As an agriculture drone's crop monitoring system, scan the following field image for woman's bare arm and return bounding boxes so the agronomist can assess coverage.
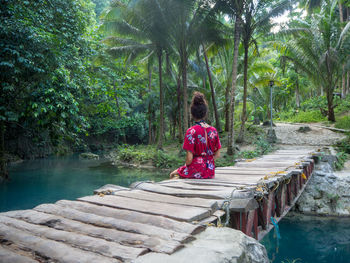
[213,149,220,160]
[185,151,193,165]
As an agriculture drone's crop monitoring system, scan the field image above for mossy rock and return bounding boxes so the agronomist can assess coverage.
[297,126,312,133]
[79,152,99,160]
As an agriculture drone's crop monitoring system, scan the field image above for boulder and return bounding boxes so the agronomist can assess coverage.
[79,152,99,160]
[134,227,269,263]
[295,161,350,216]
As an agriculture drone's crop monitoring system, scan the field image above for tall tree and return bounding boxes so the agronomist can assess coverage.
[281,0,350,121]
[215,0,245,155]
[101,0,170,148]
[236,0,291,143]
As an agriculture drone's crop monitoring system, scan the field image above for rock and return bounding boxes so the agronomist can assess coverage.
[295,161,350,216]
[297,126,312,133]
[79,152,99,160]
[134,227,268,263]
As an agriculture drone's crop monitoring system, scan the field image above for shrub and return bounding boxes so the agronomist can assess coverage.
[335,115,350,130]
[335,135,350,154]
[152,150,183,169]
[117,145,149,163]
[287,110,326,123]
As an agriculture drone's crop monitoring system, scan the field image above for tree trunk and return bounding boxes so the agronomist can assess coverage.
[342,65,346,98]
[227,16,241,156]
[176,74,183,142]
[0,121,7,180]
[182,56,189,131]
[295,70,301,108]
[157,50,164,149]
[224,78,231,132]
[237,44,249,143]
[320,86,324,96]
[326,90,335,122]
[148,66,153,145]
[203,44,222,133]
[347,71,349,96]
[114,81,126,144]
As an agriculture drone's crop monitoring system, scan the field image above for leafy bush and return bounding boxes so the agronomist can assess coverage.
[335,115,350,130]
[334,151,349,170]
[117,145,149,163]
[335,135,350,154]
[286,110,326,123]
[152,150,183,168]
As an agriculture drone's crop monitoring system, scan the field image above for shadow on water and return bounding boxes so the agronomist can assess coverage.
[261,213,350,263]
[0,154,166,212]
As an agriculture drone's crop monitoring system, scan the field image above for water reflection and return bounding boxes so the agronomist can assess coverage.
[0,155,166,212]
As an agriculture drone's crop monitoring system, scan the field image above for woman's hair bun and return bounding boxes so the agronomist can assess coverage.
[192,91,205,105]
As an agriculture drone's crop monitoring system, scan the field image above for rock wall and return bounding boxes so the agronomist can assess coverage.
[134,227,269,263]
[295,159,350,216]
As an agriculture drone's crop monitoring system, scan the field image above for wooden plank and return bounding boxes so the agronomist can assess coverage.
[78,195,210,222]
[56,200,204,235]
[0,246,38,263]
[34,203,193,243]
[5,209,182,255]
[158,181,232,191]
[0,215,146,261]
[111,189,219,210]
[160,179,251,188]
[131,182,234,199]
[0,222,120,263]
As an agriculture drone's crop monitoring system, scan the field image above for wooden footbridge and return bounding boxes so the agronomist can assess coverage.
[0,149,319,263]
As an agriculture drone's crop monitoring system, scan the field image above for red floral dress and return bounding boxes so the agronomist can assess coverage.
[177,124,221,179]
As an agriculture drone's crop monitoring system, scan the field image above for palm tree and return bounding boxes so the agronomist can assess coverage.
[101,0,170,148]
[215,0,245,155]
[166,0,222,131]
[280,0,350,121]
[236,0,291,143]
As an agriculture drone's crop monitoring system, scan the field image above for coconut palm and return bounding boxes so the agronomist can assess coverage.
[215,0,245,155]
[236,0,291,143]
[165,0,224,131]
[280,0,350,121]
[101,0,170,148]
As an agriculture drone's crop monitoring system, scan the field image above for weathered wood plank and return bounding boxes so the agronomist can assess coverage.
[56,200,204,235]
[0,215,146,261]
[79,195,210,222]
[157,181,232,191]
[4,209,182,254]
[0,222,120,263]
[34,203,193,243]
[0,246,38,263]
[111,190,218,210]
[161,179,252,188]
[131,182,234,199]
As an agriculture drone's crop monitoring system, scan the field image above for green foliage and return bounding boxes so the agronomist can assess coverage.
[334,151,349,170]
[1,0,96,146]
[152,150,183,169]
[279,110,326,123]
[335,116,350,130]
[335,135,350,154]
[116,145,183,169]
[117,145,149,163]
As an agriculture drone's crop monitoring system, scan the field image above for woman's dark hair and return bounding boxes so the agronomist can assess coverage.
[190,91,208,120]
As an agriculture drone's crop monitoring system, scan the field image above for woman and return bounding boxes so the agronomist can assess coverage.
[170,91,221,179]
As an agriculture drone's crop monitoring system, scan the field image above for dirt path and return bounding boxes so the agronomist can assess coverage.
[272,122,347,148]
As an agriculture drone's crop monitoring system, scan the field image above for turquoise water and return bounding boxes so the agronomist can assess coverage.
[261,214,350,263]
[0,155,166,212]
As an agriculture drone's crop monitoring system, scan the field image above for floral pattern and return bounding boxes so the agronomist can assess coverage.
[177,124,221,179]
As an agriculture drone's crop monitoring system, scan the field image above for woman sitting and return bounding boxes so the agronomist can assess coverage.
[170,91,221,179]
